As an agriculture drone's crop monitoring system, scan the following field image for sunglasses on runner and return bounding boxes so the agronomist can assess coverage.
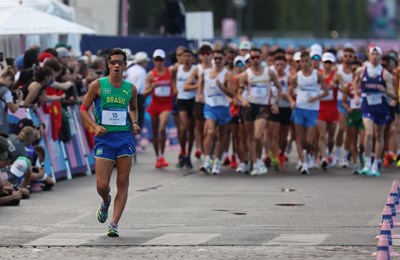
[214,56,223,61]
[108,60,125,66]
[154,57,164,62]
[251,56,261,60]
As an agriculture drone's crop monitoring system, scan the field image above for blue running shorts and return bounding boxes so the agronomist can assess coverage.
[291,107,319,128]
[94,131,136,161]
[204,104,232,126]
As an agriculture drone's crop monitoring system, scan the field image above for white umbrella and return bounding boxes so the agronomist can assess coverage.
[0,5,96,35]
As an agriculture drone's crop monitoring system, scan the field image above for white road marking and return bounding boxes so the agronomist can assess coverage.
[142,233,220,245]
[24,233,102,246]
[264,234,329,246]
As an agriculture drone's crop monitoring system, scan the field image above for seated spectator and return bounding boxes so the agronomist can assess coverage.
[0,136,22,206]
[5,126,38,198]
[30,145,54,191]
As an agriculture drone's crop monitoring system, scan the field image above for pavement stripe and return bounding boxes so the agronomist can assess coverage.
[264,234,329,246]
[24,233,102,246]
[142,233,220,246]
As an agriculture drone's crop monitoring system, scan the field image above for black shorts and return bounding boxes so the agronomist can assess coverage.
[269,107,292,125]
[177,98,195,117]
[242,103,269,122]
[193,102,205,121]
[388,105,399,124]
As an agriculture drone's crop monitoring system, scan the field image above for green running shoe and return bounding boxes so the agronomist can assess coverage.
[370,168,380,177]
[107,223,119,237]
[97,195,111,224]
[360,166,371,176]
[272,158,280,171]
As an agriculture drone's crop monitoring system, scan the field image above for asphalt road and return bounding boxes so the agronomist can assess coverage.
[0,147,399,259]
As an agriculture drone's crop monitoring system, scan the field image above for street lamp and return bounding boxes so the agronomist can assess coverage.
[233,0,246,38]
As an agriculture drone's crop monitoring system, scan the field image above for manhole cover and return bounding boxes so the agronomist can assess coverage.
[275,203,305,207]
[281,188,296,192]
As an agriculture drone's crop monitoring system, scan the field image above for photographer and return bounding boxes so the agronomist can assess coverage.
[0,68,24,137]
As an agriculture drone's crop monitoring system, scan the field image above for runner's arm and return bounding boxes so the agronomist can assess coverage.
[341,84,351,113]
[129,84,140,134]
[353,67,363,105]
[218,71,234,98]
[237,72,249,106]
[316,73,329,100]
[269,70,282,105]
[143,72,154,96]
[287,75,297,108]
[197,73,205,102]
[183,67,198,91]
[383,69,398,100]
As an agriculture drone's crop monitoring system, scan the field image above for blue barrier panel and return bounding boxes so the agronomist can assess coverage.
[36,107,70,180]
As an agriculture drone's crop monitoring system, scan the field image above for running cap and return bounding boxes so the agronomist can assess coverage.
[153,49,166,59]
[322,52,336,62]
[239,41,252,50]
[368,45,383,55]
[293,51,301,62]
[310,43,323,53]
[234,56,246,67]
[244,53,251,63]
[199,41,213,50]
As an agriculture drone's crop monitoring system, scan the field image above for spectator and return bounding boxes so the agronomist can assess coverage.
[125,51,149,129]
[0,136,22,206]
[0,68,24,137]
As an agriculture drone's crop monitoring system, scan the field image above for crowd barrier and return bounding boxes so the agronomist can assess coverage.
[7,102,180,182]
[7,105,95,182]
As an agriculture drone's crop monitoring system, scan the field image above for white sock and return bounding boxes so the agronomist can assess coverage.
[365,156,372,167]
[205,155,211,163]
[335,147,341,158]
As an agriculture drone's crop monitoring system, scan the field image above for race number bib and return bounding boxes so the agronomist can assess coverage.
[102,108,127,126]
[350,99,360,109]
[155,85,171,97]
[366,94,382,106]
[250,85,267,97]
[321,89,334,101]
[208,94,225,107]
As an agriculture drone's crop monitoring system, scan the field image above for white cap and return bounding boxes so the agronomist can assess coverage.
[133,52,150,63]
[369,45,383,55]
[10,157,29,178]
[234,56,246,66]
[310,50,322,60]
[244,53,251,62]
[310,43,323,53]
[293,51,301,61]
[199,41,213,50]
[322,52,336,62]
[153,49,166,59]
[123,48,133,60]
[239,41,252,50]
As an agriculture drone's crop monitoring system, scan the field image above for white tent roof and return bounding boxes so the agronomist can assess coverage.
[0,5,96,35]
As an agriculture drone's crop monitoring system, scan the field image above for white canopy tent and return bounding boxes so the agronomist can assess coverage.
[0,6,96,35]
[0,0,96,57]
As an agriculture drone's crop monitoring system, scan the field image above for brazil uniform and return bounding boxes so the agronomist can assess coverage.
[93,77,136,161]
